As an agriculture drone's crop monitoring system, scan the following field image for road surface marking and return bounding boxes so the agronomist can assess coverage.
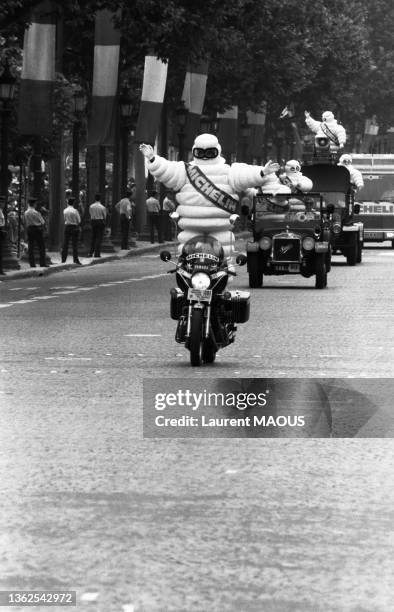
[0,273,168,308]
[50,286,79,289]
[80,593,99,602]
[8,286,39,291]
[45,356,92,361]
[125,334,161,337]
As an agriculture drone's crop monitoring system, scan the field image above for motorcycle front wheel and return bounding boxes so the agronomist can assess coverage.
[202,338,216,364]
[189,308,203,366]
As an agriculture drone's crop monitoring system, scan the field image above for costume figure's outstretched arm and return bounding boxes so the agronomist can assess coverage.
[304,111,321,134]
[140,144,186,191]
[229,160,280,192]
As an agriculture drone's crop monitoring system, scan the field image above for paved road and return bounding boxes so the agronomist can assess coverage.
[0,243,394,611]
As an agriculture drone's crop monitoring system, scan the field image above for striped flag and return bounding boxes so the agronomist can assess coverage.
[18,0,56,136]
[134,53,168,145]
[218,106,238,158]
[181,60,209,149]
[86,10,120,146]
[247,102,267,158]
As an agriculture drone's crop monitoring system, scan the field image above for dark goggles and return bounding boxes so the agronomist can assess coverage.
[193,147,219,159]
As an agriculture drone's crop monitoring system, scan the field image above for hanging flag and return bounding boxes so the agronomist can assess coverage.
[279,103,295,120]
[18,0,56,136]
[217,106,238,158]
[86,10,120,146]
[134,53,168,145]
[181,60,209,149]
[247,102,267,158]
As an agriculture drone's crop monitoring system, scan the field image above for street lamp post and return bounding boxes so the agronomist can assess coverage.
[176,101,188,162]
[119,87,133,194]
[116,87,136,247]
[200,114,220,136]
[241,119,251,163]
[0,58,20,270]
[71,89,87,209]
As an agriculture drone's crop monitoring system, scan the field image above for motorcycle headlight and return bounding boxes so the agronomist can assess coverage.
[191,272,211,290]
[259,236,272,250]
[332,222,341,234]
[302,236,315,251]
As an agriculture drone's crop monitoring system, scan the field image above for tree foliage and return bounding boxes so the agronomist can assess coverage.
[1,0,394,153]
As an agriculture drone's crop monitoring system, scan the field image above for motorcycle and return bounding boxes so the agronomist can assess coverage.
[160,235,250,366]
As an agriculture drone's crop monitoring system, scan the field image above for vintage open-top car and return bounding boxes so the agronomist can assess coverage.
[246,191,332,289]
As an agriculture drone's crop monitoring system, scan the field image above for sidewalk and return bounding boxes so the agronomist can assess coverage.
[0,239,177,283]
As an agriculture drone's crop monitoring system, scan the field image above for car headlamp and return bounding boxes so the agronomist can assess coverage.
[259,236,272,250]
[191,272,211,290]
[302,236,315,251]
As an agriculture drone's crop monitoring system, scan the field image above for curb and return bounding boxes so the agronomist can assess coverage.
[0,241,177,283]
[0,232,251,283]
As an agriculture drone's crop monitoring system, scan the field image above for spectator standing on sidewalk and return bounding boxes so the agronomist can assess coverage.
[115,190,134,249]
[162,191,176,240]
[89,194,107,258]
[24,197,49,268]
[62,197,82,264]
[0,198,6,275]
[146,190,161,243]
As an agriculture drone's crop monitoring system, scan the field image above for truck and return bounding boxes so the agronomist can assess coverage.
[301,135,363,265]
[351,154,394,247]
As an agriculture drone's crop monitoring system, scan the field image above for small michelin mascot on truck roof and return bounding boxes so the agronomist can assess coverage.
[139,133,281,264]
[305,110,347,153]
[337,153,364,191]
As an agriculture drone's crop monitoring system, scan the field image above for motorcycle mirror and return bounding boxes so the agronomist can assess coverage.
[326,203,335,215]
[354,203,360,215]
[236,254,247,266]
[160,250,172,262]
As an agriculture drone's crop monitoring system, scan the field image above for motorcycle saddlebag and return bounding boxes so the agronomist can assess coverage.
[224,290,251,323]
[170,288,185,320]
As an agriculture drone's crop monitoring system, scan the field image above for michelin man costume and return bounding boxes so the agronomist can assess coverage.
[139,133,280,259]
[279,159,313,193]
[305,110,346,152]
[337,154,364,191]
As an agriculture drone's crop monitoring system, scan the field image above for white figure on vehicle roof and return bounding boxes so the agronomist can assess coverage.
[139,134,280,261]
[279,159,313,193]
[304,110,346,152]
[337,153,364,191]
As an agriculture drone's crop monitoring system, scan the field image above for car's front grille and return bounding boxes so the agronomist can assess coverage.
[273,237,301,261]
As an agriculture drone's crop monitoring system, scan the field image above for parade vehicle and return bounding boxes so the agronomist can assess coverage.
[246,190,332,289]
[351,154,394,247]
[160,235,250,367]
[301,135,364,265]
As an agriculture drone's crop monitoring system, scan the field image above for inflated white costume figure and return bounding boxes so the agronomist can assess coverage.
[279,159,313,193]
[139,134,280,259]
[305,110,346,152]
[337,154,364,191]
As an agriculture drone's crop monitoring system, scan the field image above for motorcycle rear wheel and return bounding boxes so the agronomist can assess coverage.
[190,308,204,366]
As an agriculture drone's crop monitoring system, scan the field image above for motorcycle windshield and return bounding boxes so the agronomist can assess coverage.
[181,235,224,271]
